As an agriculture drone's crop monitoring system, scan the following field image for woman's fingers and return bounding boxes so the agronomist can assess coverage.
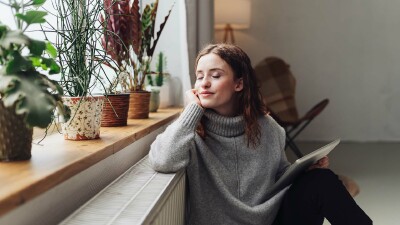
[184,89,202,106]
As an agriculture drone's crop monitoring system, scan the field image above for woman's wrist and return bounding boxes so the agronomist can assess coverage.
[179,103,204,129]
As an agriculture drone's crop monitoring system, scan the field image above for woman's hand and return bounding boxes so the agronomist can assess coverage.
[185,89,202,107]
[308,156,329,170]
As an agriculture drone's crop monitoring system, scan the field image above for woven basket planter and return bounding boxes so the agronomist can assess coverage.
[61,96,104,140]
[0,100,33,161]
[101,93,130,127]
[128,91,151,119]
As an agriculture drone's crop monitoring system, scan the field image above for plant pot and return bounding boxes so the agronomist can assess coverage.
[149,88,160,112]
[61,96,104,140]
[159,74,173,108]
[101,93,130,127]
[128,91,151,119]
[0,100,33,161]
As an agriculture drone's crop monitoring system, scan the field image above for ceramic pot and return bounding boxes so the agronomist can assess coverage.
[61,96,104,140]
[149,88,160,112]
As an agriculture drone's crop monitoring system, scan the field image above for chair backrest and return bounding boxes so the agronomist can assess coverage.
[254,57,299,123]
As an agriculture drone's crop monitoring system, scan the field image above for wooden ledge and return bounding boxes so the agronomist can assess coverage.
[0,107,182,217]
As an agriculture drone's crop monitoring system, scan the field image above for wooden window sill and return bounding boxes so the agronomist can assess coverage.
[0,107,182,217]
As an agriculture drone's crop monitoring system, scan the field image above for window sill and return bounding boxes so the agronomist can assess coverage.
[0,107,182,217]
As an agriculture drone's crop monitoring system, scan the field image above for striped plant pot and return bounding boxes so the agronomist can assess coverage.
[61,96,104,140]
[0,100,33,161]
[128,91,151,119]
[101,93,130,127]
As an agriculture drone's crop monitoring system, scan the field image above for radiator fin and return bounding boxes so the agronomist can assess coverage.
[60,156,185,225]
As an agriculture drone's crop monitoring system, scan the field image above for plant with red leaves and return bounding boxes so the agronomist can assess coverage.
[100,0,174,93]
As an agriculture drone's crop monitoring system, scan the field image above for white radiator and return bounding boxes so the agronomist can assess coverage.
[60,156,186,225]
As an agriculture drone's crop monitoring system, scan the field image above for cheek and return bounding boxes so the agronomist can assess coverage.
[194,82,200,89]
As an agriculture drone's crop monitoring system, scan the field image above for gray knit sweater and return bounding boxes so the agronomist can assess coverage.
[149,103,291,225]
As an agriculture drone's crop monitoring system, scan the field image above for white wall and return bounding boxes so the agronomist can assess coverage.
[144,0,191,106]
[215,0,400,141]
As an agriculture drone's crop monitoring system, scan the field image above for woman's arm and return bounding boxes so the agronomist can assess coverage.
[148,103,204,173]
[276,125,291,180]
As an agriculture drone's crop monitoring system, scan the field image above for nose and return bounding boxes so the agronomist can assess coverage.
[200,76,211,88]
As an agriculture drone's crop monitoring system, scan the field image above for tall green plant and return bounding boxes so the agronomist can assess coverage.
[44,0,108,97]
[0,0,70,128]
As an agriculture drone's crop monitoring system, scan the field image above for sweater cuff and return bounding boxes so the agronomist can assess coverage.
[178,103,204,130]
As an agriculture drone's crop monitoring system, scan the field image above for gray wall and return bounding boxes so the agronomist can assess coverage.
[215,0,400,142]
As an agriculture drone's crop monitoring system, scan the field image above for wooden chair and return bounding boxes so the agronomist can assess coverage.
[254,57,329,158]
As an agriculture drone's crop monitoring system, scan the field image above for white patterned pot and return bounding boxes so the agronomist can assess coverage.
[61,96,104,140]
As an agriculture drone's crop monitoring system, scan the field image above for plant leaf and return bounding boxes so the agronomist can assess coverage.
[28,39,46,56]
[6,51,33,74]
[16,11,47,25]
[41,57,60,74]
[131,0,141,55]
[45,42,57,58]
[32,0,46,7]
[0,71,59,128]
[148,2,174,57]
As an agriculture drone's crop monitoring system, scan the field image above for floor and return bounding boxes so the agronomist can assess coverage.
[286,141,400,225]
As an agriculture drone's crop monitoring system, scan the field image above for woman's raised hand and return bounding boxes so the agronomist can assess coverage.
[185,89,202,107]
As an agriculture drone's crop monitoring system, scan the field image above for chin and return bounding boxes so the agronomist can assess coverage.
[199,100,214,109]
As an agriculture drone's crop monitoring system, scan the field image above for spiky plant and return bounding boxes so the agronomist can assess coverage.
[43,0,108,97]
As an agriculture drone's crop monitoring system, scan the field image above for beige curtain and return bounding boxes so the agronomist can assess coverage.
[185,0,214,85]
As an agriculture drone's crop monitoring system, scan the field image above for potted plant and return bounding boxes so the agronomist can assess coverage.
[0,0,69,161]
[101,0,174,119]
[45,0,107,140]
[96,0,133,127]
[146,51,168,112]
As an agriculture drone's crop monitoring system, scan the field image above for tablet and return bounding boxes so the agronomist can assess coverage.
[264,139,340,199]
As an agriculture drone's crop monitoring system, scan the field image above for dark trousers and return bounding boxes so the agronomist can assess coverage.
[275,169,372,225]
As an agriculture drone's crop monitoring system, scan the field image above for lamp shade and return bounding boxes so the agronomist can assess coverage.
[214,0,251,29]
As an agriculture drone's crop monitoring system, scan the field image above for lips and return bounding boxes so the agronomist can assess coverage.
[199,91,214,97]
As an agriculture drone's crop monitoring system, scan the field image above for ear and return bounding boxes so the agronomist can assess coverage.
[235,78,244,92]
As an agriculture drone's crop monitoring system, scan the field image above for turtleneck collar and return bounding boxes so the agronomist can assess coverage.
[203,109,245,137]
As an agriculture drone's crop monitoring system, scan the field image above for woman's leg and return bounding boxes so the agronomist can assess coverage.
[276,169,372,225]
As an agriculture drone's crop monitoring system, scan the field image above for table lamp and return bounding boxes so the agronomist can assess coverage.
[214,0,251,44]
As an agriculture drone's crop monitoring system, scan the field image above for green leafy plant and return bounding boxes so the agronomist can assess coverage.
[0,0,70,128]
[101,0,174,92]
[147,51,167,87]
[44,0,108,97]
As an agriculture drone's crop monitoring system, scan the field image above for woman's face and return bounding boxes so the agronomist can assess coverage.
[195,53,243,116]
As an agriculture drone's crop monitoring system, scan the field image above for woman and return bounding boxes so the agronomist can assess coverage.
[149,44,371,225]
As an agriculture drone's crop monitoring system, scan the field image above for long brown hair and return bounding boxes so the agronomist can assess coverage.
[195,43,267,148]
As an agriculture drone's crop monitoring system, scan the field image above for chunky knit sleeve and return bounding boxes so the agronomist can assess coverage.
[148,103,204,173]
[275,123,291,180]
[269,117,290,180]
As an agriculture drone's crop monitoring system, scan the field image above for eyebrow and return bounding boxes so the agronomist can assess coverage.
[196,68,225,74]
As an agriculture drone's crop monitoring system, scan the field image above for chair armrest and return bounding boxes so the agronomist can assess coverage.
[301,98,329,121]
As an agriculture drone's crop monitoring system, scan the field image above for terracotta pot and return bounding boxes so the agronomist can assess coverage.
[0,100,33,161]
[128,91,151,119]
[101,93,130,127]
[61,96,104,140]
